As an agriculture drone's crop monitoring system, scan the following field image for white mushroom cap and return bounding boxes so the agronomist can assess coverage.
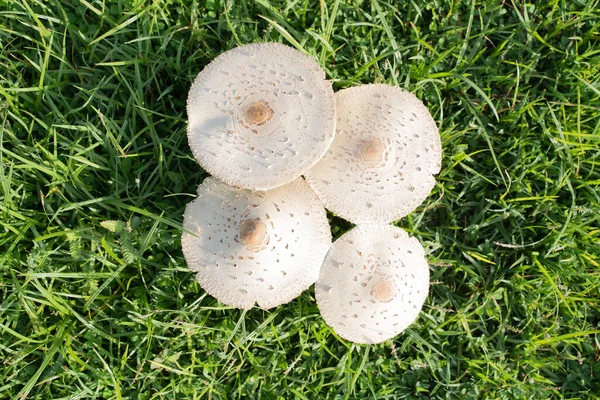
[305,84,442,224]
[182,177,331,310]
[316,224,430,344]
[187,43,336,190]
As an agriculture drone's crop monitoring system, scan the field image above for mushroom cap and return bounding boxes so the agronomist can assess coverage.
[315,224,430,344]
[304,84,442,224]
[182,177,331,310]
[187,43,336,191]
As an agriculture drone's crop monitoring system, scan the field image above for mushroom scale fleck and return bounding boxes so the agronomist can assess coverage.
[305,84,442,224]
[316,224,430,344]
[187,43,336,191]
[182,177,332,310]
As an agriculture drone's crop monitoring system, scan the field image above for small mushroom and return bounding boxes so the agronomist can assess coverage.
[187,43,336,190]
[315,224,430,344]
[305,84,442,224]
[182,177,331,310]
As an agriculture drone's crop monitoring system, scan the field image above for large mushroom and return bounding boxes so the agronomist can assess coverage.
[316,224,430,344]
[305,84,442,224]
[182,177,331,310]
[187,43,336,190]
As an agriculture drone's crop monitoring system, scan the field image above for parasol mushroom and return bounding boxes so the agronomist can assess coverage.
[316,224,430,344]
[187,43,336,190]
[182,177,331,310]
[305,84,442,224]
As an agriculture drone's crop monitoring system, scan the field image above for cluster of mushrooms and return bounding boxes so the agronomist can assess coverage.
[182,43,441,344]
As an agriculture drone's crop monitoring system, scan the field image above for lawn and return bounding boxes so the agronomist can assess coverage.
[1,0,599,398]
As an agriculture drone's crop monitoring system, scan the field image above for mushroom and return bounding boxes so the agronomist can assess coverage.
[187,43,336,191]
[315,224,430,344]
[181,177,331,309]
[304,84,442,224]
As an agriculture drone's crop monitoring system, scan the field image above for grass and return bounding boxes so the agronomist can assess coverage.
[0,0,599,398]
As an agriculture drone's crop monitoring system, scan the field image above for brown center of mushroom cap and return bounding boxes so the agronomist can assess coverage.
[239,218,269,250]
[243,101,274,127]
[356,138,384,164]
[370,279,395,303]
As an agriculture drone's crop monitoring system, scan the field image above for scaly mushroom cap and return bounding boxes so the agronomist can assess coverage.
[182,177,331,310]
[187,43,336,190]
[316,224,430,344]
[305,84,442,224]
